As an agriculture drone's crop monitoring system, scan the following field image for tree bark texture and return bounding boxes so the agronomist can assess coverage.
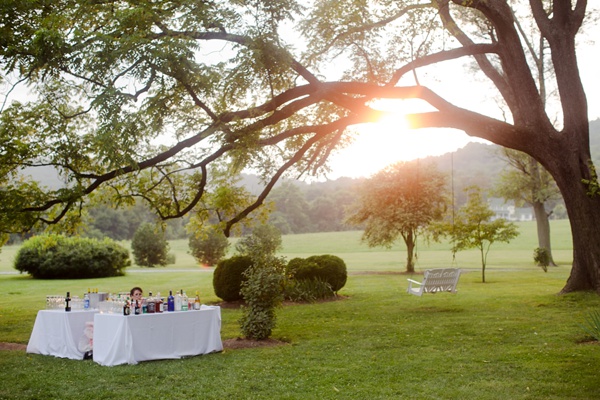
[405,231,416,274]
[532,201,556,267]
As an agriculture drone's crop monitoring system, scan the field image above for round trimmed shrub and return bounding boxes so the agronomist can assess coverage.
[293,254,347,292]
[14,234,130,279]
[285,257,315,278]
[213,255,253,301]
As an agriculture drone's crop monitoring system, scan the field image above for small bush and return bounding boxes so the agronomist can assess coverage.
[165,252,176,265]
[213,255,253,301]
[533,247,550,272]
[283,277,334,302]
[292,255,347,293]
[580,310,600,341]
[14,234,130,279]
[239,255,285,340]
[285,257,315,278]
[131,223,169,267]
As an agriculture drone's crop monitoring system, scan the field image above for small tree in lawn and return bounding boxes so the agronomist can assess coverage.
[239,253,285,340]
[346,161,447,273]
[236,224,282,257]
[131,223,169,267]
[433,186,519,283]
[237,224,284,340]
[189,225,230,266]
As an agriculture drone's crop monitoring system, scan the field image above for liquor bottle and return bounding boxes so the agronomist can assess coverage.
[65,292,71,312]
[174,290,182,311]
[194,291,201,310]
[167,290,175,312]
[156,292,163,313]
[134,300,141,315]
[83,289,90,310]
[181,290,188,311]
[123,298,131,316]
[147,291,156,313]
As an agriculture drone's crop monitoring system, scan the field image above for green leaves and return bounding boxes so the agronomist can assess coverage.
[346,160,447,272]
[580,309,600,342]
[440,186,519,282]
[131,223,170,267]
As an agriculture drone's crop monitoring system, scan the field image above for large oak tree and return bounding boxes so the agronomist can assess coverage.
[1,1,598,293]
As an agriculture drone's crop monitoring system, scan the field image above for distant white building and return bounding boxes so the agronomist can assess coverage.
[488,198,534,221]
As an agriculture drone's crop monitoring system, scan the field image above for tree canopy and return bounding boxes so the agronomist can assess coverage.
[1,1,599,293]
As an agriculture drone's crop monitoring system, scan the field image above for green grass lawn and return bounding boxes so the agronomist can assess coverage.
[1,220,599,399]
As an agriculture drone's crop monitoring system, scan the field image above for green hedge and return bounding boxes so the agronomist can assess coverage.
[213,255,253,301]
[287,254,347,293]
[14,235,130,279]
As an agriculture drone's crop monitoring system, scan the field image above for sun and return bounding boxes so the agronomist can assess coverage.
[327,100,479,179]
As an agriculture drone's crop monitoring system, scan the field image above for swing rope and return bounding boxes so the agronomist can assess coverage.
[413,153,458,273]
[450,152,458,267]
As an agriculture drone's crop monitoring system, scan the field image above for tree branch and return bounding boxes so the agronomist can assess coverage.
[387,44,499,86]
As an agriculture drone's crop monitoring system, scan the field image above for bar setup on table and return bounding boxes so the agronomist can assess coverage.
[26,289,223,366]
[93,305,222,366]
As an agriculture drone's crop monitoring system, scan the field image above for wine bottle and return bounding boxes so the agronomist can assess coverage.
[134,300,141,315]
[156,292,163,313]
[194,291,201,310]
[167,290,175,312]
[123,299,131,316]
[65,291,71,312]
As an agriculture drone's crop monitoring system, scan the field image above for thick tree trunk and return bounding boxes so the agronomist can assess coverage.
[545,148,600,294]
[479,246,486,283]
[405,231,415,274]
[532,201,557,266]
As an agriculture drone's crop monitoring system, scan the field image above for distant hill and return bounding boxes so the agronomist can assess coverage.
[428,141,503,189]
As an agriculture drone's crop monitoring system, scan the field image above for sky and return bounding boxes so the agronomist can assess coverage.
[326,13,600,180]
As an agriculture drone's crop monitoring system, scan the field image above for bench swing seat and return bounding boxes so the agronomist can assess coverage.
[407,268,461,296]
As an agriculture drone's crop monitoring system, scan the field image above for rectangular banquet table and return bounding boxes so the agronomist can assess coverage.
[92,305,223,366]
[26,309,98,360]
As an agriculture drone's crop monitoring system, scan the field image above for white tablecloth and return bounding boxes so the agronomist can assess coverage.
[26,310,98,360]
[93,305,223,366]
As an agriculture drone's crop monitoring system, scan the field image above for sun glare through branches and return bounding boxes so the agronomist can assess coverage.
[327,99,484,179]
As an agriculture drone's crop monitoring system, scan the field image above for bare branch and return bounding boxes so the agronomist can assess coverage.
[387,43,499,86]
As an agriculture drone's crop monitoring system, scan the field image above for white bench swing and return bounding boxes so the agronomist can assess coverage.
[406,154,462,296]
[407,267,461,296]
